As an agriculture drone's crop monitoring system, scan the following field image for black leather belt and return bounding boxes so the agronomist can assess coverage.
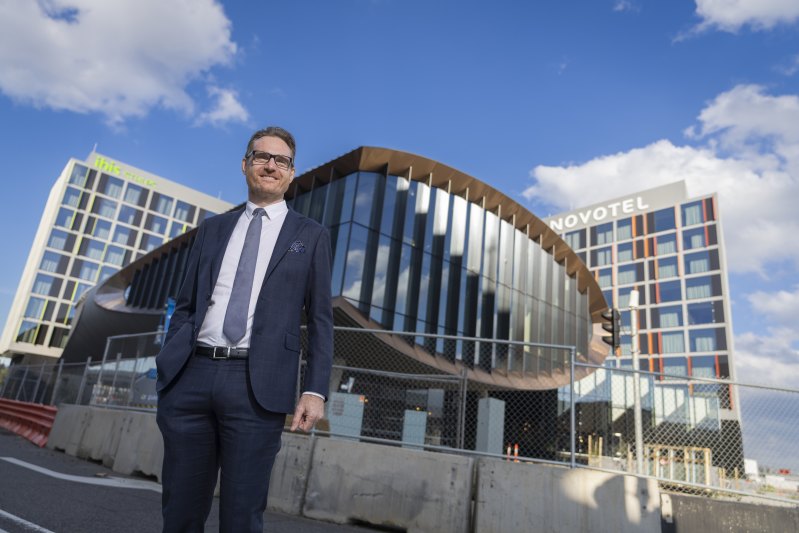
[194,345,249,359]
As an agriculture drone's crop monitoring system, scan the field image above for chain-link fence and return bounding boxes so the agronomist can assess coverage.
[1,328,797,506]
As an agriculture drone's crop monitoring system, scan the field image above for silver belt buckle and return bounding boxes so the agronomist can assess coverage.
[211,346,231,360]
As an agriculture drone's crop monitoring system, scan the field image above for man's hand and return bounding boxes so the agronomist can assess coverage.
[290,393,325,432]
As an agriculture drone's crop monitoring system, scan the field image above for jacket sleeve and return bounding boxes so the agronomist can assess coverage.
[163,221,206,345]
[301,226,334,399]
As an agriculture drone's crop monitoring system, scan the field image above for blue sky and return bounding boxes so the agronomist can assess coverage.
[1,1,798,469]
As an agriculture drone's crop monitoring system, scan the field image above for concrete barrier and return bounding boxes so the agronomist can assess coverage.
[662,493,799,533]
[473,458,661,533]
[266,432,315,516]
[112,410,163,480]
[47,403,93,456]
[303,438,474,533]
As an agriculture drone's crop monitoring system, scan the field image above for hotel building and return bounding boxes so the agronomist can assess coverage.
[0,153,232,364]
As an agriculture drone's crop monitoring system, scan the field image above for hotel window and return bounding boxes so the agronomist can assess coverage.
[597,268,612,288]
[97,173,123,198]
[168,221,188,238]
[618,286,646,308]
[118,205,142,226]
[616,218,633,241]
[690,328,726,352]
[591,222,613,246]
[682,227,707,250]
[565,229,586,250]
[40,251,67,274]
[650,208,676,233]
[91,197,118,219]
[686,274,721,300]
[24,297,48,319]
[655,280,682,303]
[73,282,92,301]
[124,183,147,206]
[655,233,677,255]
[68,163,89,186]
[663,357,688,379]
[591,246,612,267]
[104,245,126,266]
[691,356,716,378]
[617,242,634,263]
[78,238,105,261]
[87,217,112,240]
[72,259,100,282]
[112,225,136,246]
[173,201,195,223]
[140,233,163,252]
[651,305,683,328]
[62,187,82,208]
[150,192,174,216]
[661,331,685,354]
[687,301,724,325]
[47,229,74,252]
[49,327,70,349]
[685,250,718,274]
[618,263,643,285]
[16,321,39,344]
[98,265,118,282]
[55,207,75,229]
[145,213,168,235]
[656,256,679,279]
[682,201,703,227]
[32,274,61,297]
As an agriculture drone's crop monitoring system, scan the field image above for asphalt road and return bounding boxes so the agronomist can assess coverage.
[0,428,377,533]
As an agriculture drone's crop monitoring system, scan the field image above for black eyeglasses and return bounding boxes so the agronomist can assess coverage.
[246,150,293,170]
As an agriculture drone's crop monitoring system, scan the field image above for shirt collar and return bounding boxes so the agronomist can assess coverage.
[245,200,288,221]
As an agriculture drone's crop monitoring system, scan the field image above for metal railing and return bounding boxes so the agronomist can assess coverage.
[1,328,796,506]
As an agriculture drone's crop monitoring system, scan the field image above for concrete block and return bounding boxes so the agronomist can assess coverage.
[303,438,473,533]
[473,458,660,533]
[664,493,799,533]
[75,407,122,465]
[266,432,314,515]
[112,410,163,480]
[46,404,85,452]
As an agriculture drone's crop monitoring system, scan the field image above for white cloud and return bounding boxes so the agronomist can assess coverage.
[613,1,638,13]
[524,84,799,275]
[693,0,799,32]
[195,86,249,127]
[734,328,799,387]
[0,0,241,126]
[748,285,799,325]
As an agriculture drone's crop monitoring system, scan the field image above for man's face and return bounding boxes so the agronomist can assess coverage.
[242,135,295,205]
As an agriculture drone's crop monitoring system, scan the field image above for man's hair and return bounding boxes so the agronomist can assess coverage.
[245,126,296,163]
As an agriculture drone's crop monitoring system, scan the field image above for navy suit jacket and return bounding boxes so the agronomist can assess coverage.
[155,205,334,414]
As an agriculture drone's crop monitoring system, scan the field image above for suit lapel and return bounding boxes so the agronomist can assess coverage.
[264,209,306,283]
[209,208,243,292]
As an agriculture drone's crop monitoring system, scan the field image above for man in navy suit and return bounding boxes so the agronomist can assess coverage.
[155,126,333,532]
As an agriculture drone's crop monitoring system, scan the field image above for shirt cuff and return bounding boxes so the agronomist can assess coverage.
[302,391,326,401]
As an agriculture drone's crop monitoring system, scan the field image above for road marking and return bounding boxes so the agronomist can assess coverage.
[0,457,162,493]
[0,509,56,533]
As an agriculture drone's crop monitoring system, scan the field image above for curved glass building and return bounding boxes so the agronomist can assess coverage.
[61,147,610,390]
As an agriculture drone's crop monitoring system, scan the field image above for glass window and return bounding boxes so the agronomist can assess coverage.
[651,208,676,233]
[618,286,646,309]
[663,357,688,379]
[68,163,90,186]
[655,233,677,255]
[91,197,118,219]
[682,227,707,250]
[617,242,633,263]
[686,275,721,300]
[55,207,75,229]
[118,205,142,226]
[689,328,726,352]
[591,222,613,246]
[661,331,685,354]
[597,268,612,289]
[124,183,147,206]
[104,245,126,266]
[16,320,39,344]
[140,233,163,252]
[682,201,703,227]
[616,218,632,241]
[49,327,70,349]
[591,247,612,267]
[342,224,368,303]
[150,192,174,216]
[24,297,47,319]
[79,238,105,261]
[565,229,586,250]
[687,301,724,325]
[685,250,718,274]
[39,251,66,274]
[617,263,643,285]
[168,221,188,238]
[97,173,123,198]
[173,201,195,223]
[73,282,92,301]
[62,186,82,208]
[145,213,168,234]
[32,274,61,297]
[98,265,118,282]
[353,173,378,227]
[652,305,683,328]
[88,218,112,240]
[691,356,716,378]
[657,257,679,279]
[112,226,136,246]
[658,280,682,302]
[47,229,73,252]
[72,259,99,281]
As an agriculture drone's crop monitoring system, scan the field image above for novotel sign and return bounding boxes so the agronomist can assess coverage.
[548,196,650,232]
[94,155,157,188]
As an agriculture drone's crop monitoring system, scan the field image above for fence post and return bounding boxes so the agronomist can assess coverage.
[31,362,46,404]
[76,357,92,405]
[15,365,30,401]
[126,351,140,407]
[50,359,64,405]
[569,346,576,469]
[109,352,122,405]
[95,337,113,399]
[0,365,10,398]
[457,366,468,450]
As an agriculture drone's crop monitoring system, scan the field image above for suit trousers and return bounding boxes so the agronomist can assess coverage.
[156,355,285,533]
